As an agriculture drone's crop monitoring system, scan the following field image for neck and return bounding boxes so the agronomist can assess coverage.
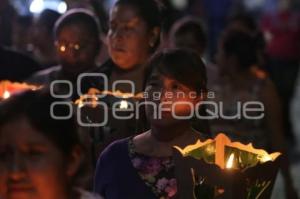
[114,62,145,74]
[111,63,147,93]
[61,64,97,81]
[150,121,191,143]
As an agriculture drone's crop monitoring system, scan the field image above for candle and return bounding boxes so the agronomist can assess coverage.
[119,100,129,109]
[173,133,282,199]
[3,90,10,99]
[0,80,41,100]
[226,153,235,169]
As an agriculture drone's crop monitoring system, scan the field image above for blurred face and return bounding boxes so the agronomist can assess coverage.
[145,70,201,127]
[0,118,70,199]
[56,24,99,76]
[108,4,154,70]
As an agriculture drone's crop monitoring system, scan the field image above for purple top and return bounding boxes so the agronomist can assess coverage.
[94,138,159,199]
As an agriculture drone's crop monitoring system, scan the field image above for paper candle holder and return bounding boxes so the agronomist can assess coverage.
[173,133,281,199]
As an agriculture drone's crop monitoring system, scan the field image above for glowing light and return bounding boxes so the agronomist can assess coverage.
[3,91,10,99]
[74,44,80,50]
[30,0,44,13]
[57,1,67,14]
[60,46,66,52]
[120,100,129,109]
[226,153,235,169]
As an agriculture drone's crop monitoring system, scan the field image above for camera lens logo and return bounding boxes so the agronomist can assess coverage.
[50,73,138,127]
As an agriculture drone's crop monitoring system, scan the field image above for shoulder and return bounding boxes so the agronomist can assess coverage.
[27,65,61,84]
[34,65,61,76]
[97,137,131,166]
[91,59,114,75]
[249,66,271,93]
[94,137,131,191]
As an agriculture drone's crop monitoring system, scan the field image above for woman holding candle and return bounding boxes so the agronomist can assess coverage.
[0,90,102,199]
[94,49,208,198]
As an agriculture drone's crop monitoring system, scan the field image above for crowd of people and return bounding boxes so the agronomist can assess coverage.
[0,0,299,198]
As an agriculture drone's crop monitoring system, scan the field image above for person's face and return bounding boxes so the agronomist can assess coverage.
[107,4,155,70]
[145,70,201,127]
[56,24,99,76]
[0,118,71,199]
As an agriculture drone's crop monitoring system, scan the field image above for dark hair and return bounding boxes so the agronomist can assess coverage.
[146,48,207,94]
[114,0,162,49]
[171,17,207,52]
[54,8,101,41]
[227,14,266,56]
[143,48,210,134]
[16,15,33,28]
[38,9,61,35]
[221,30,257,69]
[229,14,257,32]
[0,89,79,155]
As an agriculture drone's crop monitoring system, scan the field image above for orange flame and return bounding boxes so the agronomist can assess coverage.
[0,80,41,100]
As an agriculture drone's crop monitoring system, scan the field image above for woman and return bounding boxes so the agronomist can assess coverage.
[94,0,161,93]
[0,90,102,199]
[94,49,208,198]
[84,0,162,155]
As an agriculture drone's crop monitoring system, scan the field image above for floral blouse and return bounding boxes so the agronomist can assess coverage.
[128,138,177,199]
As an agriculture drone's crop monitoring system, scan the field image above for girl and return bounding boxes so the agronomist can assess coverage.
[94,49,208,199]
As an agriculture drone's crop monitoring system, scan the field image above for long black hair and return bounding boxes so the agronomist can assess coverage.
[145,48,207,94]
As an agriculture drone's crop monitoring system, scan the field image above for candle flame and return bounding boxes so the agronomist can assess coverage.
[120,100,129,109]
[3,91,10,99]
[226,153,235,169]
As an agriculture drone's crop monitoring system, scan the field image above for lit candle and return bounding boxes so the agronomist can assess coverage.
[119,100,129,109]
[0,80,41,100]
[226,153,235,169]
[3,90,10,99]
